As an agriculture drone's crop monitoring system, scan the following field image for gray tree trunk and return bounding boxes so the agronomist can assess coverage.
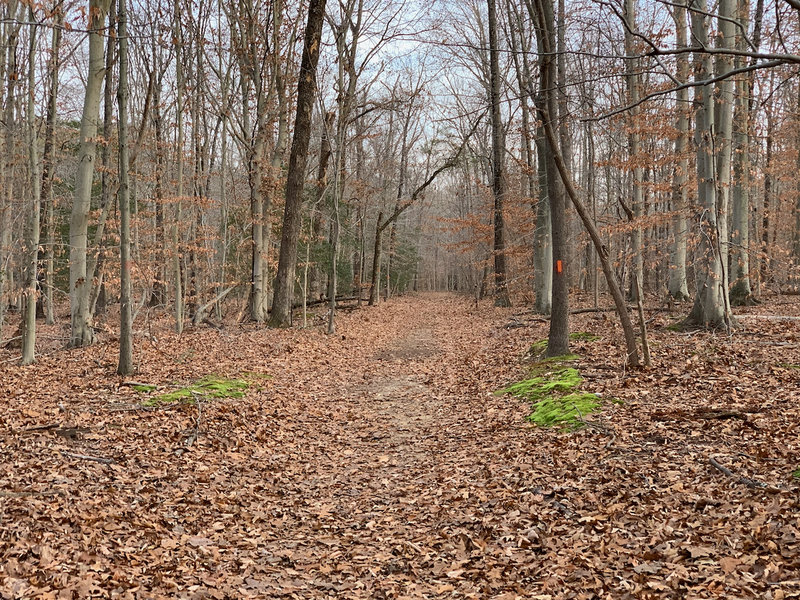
[624,0,644,300]
[172,1,185,333]
[40,5,62,326]
[730,0,762,304]
[21,8,41,365]
[0,0,23,339]
[68,0,111,347]
[668,3,691,301]
[713,0,735,310]
[684,0,733,330]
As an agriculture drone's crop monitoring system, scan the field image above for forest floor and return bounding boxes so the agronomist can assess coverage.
[1,292,800,599]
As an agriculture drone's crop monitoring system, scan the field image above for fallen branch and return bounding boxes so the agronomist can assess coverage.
[571,401,617,449]
[505,316,549,329]
[192,285,238,326]
[696,409,746,420]
[737,314,800,321]
[21,423,61,433]
[708,456,783,493]
[293,295,364,309]
[120,381,157,389]
[61,451,115,465]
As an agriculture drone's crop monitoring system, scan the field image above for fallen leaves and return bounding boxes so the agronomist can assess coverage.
[0,294,799,598]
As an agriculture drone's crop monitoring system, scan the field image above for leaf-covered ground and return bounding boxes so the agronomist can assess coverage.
[1,293,799,599]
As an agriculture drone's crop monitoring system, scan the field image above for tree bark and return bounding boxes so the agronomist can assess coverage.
[39,4,62,326]
[269,0,327,328]
[68,0,111,347]
[668,3,691,301]
[21,7,41,365]
[527,0,569,355]
[488,0,511,307]
[528,0,640,366]
[684,0,734,331]
[623,0,644,300]
[117,0,133,375]
[172,0,185,333]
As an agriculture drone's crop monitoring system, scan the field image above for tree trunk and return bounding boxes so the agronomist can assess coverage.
[117,0,133,374]
[684,0,733,330]
[713,0,735,310]
[21,8,41,365]
[534,98,552,314]
[624,0,644,300]
[68,0,111,347]
[529,0,568,355]
[668,2,691,301]
[369,212,383,306]
[269,0,327,328]
[88,6,117,318]
[150,52,167,307]
[173,1,185,333]
[729,0,754,303]
[528,0,640,366]
[488,0,511,307]
[39,5,62,326]
[1,0,23,339]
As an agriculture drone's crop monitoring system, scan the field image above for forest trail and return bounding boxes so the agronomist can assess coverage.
[2,293,800,599]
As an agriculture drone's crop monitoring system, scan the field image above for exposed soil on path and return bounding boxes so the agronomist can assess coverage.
[2,293,800,599]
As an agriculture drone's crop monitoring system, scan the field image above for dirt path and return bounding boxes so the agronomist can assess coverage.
[244,298,533,598]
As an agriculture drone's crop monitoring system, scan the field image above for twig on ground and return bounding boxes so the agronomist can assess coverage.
[708,455,784,493]
[570,401,617,449]
[738,315,800,321]
[21,423,61,433]
[120,381,157,389]
[61,451,115,465]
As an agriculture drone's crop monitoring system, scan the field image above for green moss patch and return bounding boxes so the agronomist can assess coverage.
[498,368,582,401]
[525,332,597,362]
[143,375,250,407]
[132,384,157,393]
[529,392,601,427]
[570,331,600,342]
[499,362,603,429]
[526,338,549,357]
[792,469,800,480]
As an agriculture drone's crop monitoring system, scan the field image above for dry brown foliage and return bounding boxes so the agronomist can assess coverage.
[1,293,799,599]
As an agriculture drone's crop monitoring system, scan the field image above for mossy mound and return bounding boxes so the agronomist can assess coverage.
[529,392,601,427]
[498,367,582,401]
[132,384,157,393]
[499,361,604,429]
[143,375,250,407]
[524,332,598,361]
[569,331,600,342]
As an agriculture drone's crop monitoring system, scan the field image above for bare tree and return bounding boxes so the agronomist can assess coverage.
[683,0,734,330]
[117,0,133,374]
[667,1,691,301]
[269,0,328,328]
[488,0,510,307]
[21,6,42,365]
[729,0,763,305]
[69,0,112,347]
